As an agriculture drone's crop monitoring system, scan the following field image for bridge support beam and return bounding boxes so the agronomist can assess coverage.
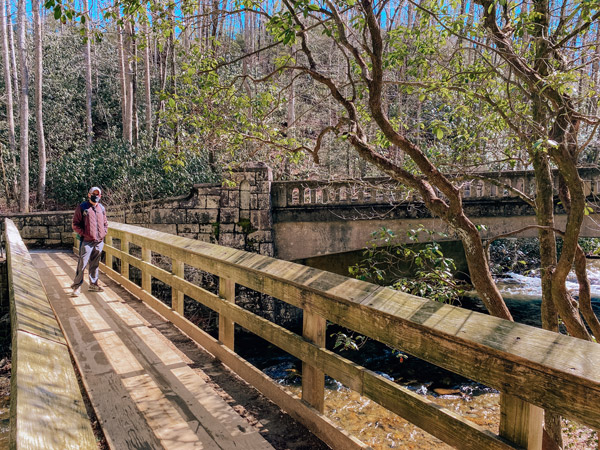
[219,278,236,350]
[500,394,543,449]
[302,310,326,413]
[142,246,152,292]
[172,259,184,315]
[121,238,130,280]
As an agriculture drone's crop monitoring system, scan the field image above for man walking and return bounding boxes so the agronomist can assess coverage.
[71,186,108,296]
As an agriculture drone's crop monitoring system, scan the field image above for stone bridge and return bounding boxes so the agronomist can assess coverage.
[4,164,600,263]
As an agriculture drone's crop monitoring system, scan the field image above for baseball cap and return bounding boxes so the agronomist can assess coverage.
[89,186,102,195]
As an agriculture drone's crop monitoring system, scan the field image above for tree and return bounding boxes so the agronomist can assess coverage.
[82,0,93,145]
[17,0,29,212]
[33,0,46,206]
[0,0,17,204]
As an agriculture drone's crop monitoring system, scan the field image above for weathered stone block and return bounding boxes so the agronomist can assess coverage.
[178,196,200,209]
[21,226,49,239]
[197,233,213,243]
[220,190,235,208]
[199,224,214,234]
[49,226,64,234]
[248,230,273,243]
[193,195,207,209]
[254,166,273,181]
[206,196,220,209]
[250,194,258,210]
[187,209,218,224]
[219,224,235,233]
[49,232,61,240]
[44,239,63,246]
[250,210,272,230]
[23,239,43,246]
[146,224,177,235]
[61,233,74,244]
[257,194,271,210]
[195,185,221,196]
[26,216,44,226]
[178,233,198,240]
[228,190,240,205]
[177,223,199,234]
[255,181,272,193]
[46,214,70,226]
[151,208,186,224]
[259,243,274,256]
[126,212,149,224]
[220,208,239,223]
[219,233,245,248]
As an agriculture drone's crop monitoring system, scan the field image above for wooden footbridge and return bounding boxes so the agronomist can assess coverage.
[4,218,600,450]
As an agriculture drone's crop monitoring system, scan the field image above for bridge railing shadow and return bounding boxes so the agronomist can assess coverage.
[90,221,600,450]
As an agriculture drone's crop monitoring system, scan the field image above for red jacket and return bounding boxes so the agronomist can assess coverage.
[72,201,108,243]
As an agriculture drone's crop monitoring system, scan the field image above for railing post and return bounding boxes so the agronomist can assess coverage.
[499,393,543,449]
[172,259,184,315]
[218,277,235,350]
[121,238,129,280]
[105,235,113,271]
[142,246,151,292]
[302,310,326,413]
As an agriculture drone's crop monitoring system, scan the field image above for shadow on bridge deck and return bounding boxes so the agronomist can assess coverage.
[31,251,328,450]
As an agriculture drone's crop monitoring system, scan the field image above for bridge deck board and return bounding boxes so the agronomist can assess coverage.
[32,251,274,450]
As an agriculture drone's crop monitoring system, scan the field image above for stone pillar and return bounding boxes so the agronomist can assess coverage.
[218,162,274,256]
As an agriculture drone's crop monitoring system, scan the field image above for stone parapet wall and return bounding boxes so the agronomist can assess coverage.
[0,162,275,256]
[0,211,74,247]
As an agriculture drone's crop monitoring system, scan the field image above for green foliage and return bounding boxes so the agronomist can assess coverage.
[349,227,468,304]
[331,330,367,352]
[47,140,218,207]
[489,239,540,275]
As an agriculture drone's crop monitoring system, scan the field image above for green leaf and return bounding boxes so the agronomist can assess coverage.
[54,5,62,20]
[436,128,444,139]
[308,4,320,10]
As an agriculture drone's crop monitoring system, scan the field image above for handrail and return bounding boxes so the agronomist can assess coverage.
[96,221,600,450]
[5,218,96,449]
[271,167,600,207]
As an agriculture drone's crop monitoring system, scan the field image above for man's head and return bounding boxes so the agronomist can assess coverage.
[88,186,102,204]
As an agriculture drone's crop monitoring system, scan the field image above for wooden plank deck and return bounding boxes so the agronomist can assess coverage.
[32,250,275,450]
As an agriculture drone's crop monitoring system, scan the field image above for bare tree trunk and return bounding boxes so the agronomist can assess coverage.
[0,143,10,206]
[152,40,169,148]
[82,0,93,145]
[124,20,134,144]
[16,0,28,212]
[130,25,138,146]
[142,17,152,136]
[7,7,18,103]
[211,0,219,47]
[33,0,45,207]
[116,7,130,143]
[0,0,17,203]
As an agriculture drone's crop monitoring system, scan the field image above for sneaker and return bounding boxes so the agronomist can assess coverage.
[88,284,104,292]
[71,286,81,297]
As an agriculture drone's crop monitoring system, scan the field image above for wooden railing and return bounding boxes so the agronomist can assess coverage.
[4,218,96,449]
[271,167,600,208]
[91,221,600,450]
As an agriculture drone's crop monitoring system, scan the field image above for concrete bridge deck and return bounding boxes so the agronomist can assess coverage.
[32,251,277,450]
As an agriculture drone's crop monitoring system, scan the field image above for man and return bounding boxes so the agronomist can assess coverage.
[71,186,108,297]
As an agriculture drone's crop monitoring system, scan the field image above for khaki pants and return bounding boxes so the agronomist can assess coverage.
[72,240,104,287]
